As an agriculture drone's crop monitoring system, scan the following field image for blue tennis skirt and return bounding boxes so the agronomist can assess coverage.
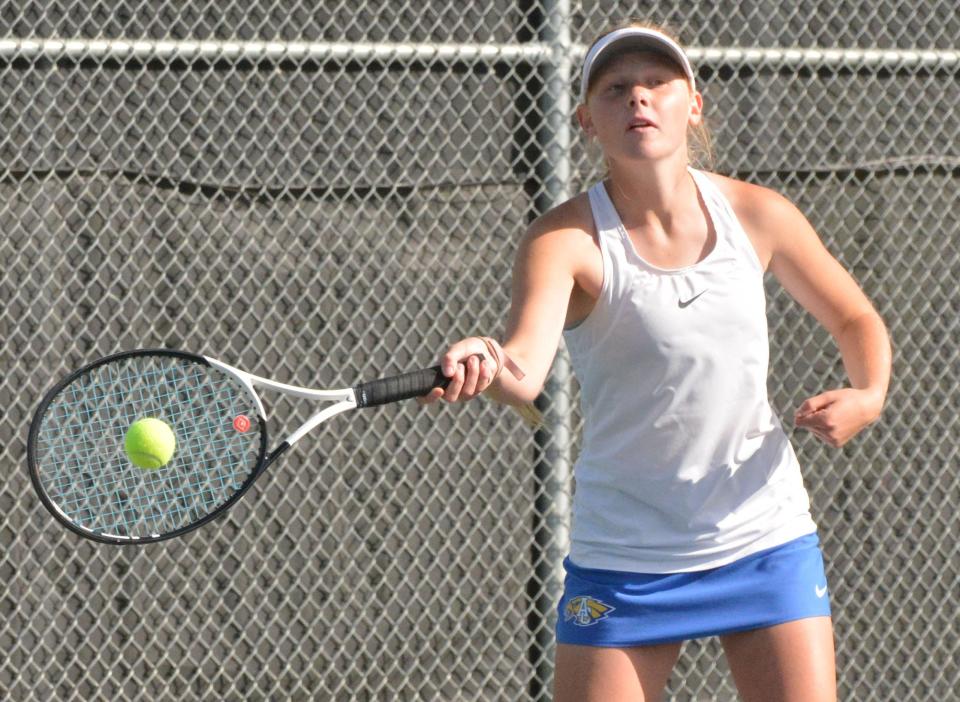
[556,532,831,647]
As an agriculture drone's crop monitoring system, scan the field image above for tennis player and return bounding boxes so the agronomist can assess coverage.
[422,21,891,701]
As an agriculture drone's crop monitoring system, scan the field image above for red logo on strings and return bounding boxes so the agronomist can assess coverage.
[233,415,251,433]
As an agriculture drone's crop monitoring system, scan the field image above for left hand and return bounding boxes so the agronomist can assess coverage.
[793,388,883,448]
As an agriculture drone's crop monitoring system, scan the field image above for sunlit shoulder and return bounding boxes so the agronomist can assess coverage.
[523,191,596,252]
[698,170,814,272]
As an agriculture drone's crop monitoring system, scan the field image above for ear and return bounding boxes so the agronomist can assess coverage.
[576,103,595,138]
[688,90,704,127]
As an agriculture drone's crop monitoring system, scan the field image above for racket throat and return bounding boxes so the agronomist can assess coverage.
[258,441,292,478]
[281,398,357,448]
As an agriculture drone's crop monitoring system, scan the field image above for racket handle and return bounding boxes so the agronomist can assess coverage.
[354,366,449,408]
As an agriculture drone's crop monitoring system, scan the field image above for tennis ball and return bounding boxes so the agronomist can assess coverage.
[124,417,176,470]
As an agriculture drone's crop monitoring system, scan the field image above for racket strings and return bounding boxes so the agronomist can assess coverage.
[33,353,263,539]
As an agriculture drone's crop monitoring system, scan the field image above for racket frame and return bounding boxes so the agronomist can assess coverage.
[204,356,358,450]
[28,349,360,545]
[28,348,453,545]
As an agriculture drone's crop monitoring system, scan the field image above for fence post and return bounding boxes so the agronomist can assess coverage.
[529,3,574,700]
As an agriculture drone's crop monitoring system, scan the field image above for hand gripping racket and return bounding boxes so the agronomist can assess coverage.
[27,348,467,544]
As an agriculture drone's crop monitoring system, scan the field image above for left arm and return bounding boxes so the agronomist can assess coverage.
[739,185,892,448]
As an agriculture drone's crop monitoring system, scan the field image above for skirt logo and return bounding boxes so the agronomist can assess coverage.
[564,596,616,626]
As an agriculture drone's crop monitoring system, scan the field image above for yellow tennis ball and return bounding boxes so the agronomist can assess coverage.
[124,417,176,470]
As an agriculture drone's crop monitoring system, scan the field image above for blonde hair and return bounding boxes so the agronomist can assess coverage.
[580,19,715,171]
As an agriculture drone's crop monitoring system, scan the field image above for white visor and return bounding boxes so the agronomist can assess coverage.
[579,27,696,103]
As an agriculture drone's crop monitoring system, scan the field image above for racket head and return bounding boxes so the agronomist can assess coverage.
[27,349,269,544]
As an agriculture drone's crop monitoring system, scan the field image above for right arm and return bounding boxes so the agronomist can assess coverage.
[422,203,589,407]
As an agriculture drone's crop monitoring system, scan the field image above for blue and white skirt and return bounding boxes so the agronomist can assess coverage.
[555,532,831,647]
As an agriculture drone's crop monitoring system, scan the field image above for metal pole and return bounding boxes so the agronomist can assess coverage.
[530,3,573,700]
[1,37,957,70]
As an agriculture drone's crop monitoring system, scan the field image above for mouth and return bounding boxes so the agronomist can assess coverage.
[627,118,657,131]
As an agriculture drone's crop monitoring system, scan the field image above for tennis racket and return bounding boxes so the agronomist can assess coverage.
[27,348,473,545]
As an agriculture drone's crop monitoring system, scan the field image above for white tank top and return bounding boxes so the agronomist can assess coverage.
[562,167,817,574]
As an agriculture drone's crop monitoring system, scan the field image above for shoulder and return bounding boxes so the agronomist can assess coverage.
[520,190,598,263]
[699,170,803,225]
[527,190,594,240]
[697,171,810,270]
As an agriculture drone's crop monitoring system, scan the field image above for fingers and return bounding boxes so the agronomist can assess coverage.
[794,409,825,429]
[441,354,492,403]
[808,428,844,448]
[443,360,466,401]
[794,390,839,421]
[795,417,837,447]
[423,338,499,407]
[440,338,486,376]
[416,387,445,406]
[470,354,499,398]
[794,391,862,448]
[794,402,848,448]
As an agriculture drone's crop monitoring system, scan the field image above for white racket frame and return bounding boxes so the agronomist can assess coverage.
[204,356,359,447]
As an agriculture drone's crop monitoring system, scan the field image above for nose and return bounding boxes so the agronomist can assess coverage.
[628,85,651,106]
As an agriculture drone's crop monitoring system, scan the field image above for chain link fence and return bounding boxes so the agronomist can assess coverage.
[2,2,957,700]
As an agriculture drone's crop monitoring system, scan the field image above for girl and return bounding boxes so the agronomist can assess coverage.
[421,21,891,702]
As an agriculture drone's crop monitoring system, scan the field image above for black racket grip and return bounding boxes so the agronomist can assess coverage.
[354,367,448,408]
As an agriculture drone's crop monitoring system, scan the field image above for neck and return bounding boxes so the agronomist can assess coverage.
[605,154,693,230]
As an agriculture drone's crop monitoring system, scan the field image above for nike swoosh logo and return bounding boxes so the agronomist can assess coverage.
[815,584,828,598]
[678,290,707,308]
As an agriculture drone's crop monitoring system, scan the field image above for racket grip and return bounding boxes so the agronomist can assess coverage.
[354,366,450,408]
